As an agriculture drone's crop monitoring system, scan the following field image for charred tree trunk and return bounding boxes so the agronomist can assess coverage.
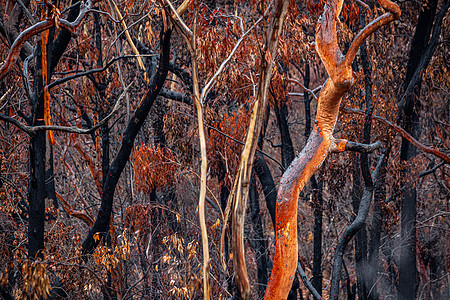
[353,15,374,298]
[303,62,323,296]
[274,94,295,169]
[28,113,46,259]
[28,23,52,259]
[82,24,172,255]
[254,152,277,229]
[14,0,81,259]
[249,175,269,297]
[352,154,368,300]
[397,1,449,299]
[367,148,389,300]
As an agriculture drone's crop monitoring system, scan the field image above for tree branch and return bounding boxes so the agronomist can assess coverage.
[342,107,450,163]
[48,55,154,89]
[344,0,401,67]
[330,139,382,153]
[0,19,55,81]
[56,192,94,227]
[0,84,131,135]
[419,161,447,177]
[297,263,324,300]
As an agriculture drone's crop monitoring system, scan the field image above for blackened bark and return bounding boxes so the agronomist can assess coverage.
[254,152,276,229]
[82,27,172,255]
[302,62,323,295]
[28,128,46,259]
[397,1,446,299]
[403,0,438,87]
[329,145,380,299]
[353,15,373,298]
[49,2,81,74]
[311,176,323,295]
[303,63,311,138]
[45,142,58,209]
[249,175,268,296]
[352,155,368,300]
[101,123,110,186]
[28,28,49,259]
[398,185,417,300]
[274,95,295,169]
[367,148,389,300]
[23,0,82,259]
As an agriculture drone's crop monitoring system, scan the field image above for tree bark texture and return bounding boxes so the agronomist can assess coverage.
[264,1,400,299]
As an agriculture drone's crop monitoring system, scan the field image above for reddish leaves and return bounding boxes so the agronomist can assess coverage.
[134,144,179,193]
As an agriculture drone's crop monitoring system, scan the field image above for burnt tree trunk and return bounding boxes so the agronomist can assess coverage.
[397,1,449,299]
[249,175,269,297]
[303,62,323,296]
[82,25,172,254]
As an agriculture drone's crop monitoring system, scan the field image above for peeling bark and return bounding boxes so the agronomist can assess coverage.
[228,1,290,298]
[264,1,400,298]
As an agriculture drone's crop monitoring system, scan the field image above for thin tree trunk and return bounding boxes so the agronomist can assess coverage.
[249,175,269,297]
[82,24,172,254]
[304,62,323,296]
[228,2,290,298]
[274,95,295,169]
[397,1,448,299]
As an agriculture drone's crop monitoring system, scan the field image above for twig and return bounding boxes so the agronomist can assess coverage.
[48,55,155,88]
[200,14,265,104]
[419,161,446,177]
[288,78,320,101]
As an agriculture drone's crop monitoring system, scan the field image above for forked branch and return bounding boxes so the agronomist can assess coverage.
[265,1,400,299]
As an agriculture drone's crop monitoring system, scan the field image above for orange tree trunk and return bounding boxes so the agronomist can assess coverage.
[264,1,400,299]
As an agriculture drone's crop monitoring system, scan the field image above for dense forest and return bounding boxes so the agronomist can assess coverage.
[0,0,448,299]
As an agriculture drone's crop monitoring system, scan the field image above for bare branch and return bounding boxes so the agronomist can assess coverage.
[0,0,94,81]
[0,84,131,135]
[419,161,447,177]
[297,263,324,300]
[0,19,55,81]
[344,0,401,67]
[163,0,193,37]
[200,15,264,104]
[48,55,155,89]
[288,78,320,101]
[342,107,450,163]
[56,192,94,227]
[330,139,382,153]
